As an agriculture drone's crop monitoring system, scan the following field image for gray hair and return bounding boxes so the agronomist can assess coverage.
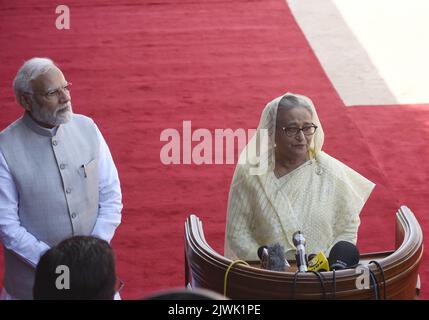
[278,94,313,116]
[13,57,58,102]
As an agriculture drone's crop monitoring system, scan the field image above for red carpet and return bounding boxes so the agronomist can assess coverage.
[0,0,426,299]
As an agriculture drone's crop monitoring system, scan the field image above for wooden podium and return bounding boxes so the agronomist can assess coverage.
[184,206,423,299]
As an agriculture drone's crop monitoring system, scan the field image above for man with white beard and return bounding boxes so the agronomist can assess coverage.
[0,58,123,299]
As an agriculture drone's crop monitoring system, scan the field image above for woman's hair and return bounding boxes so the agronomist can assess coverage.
[277,94,313,116]
[13,57,57,101]
[33,236,117,300]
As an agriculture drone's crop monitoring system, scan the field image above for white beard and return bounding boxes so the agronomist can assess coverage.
[30,98,73,127]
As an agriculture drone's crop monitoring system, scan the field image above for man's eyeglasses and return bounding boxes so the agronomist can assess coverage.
[27,82,72,99]
[281,124,318,137]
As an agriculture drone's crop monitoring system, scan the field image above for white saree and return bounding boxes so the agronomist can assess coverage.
[224,93,375,261]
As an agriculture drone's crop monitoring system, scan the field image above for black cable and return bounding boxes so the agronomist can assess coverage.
[369,269,379,300]
[309,271,326,299]
[332,269,336,300]
[292,271,327,300]
[292,270,300,300]
[369,260,387,300]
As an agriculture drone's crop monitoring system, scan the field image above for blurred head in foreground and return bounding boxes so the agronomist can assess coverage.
[33,236,117,300]
[144,287,228,300]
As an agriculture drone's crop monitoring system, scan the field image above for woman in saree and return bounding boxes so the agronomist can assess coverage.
[224,93,375,261]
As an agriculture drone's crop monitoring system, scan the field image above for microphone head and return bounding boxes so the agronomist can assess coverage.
[257,246,268,260]
[292,231,306,247]
[308,251,330,272]
[258,246,269,269]
[328,241,360,270]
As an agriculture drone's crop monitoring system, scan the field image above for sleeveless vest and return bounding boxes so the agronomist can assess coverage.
[0,112,99,299]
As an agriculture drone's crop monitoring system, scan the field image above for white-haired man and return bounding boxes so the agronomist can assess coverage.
[0,58,123,299]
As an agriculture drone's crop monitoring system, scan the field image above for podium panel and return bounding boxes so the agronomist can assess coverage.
[184,206,423,299]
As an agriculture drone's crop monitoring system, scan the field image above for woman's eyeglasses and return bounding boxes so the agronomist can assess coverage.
[281,125,318,137]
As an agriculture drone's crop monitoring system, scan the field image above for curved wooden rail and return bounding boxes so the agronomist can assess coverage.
[184,206,423,299]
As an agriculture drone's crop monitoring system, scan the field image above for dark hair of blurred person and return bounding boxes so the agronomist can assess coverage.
[144,287,227,300]
[33,236,117,300]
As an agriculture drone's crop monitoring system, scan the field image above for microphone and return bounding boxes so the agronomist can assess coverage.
[257,246,269,269]
[292,231,308,272]
[308,251,330,272]
[328,241,360,270]
[257,243,290,271]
